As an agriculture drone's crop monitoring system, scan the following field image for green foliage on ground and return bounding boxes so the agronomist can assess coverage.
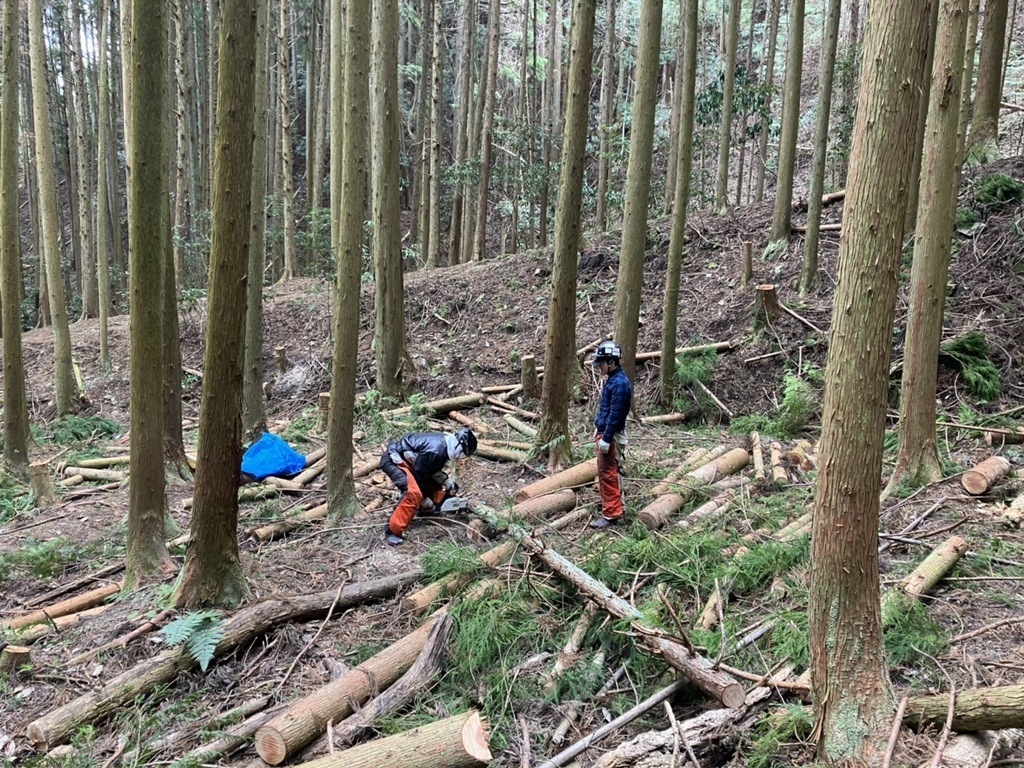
[732,371,819,439]
[0,475,32,526]
[882,597,949,667]
[971,171,1024,210]
[940,332,1001,401]
[34,416,121,445]
[0,537,93,583]
[742,703,815,768]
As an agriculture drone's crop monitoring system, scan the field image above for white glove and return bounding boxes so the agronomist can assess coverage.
[443,478,459,495]
[597,439,611,454]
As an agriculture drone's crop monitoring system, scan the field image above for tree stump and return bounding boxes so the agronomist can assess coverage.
[521,355,540,400]
[740,241,753,285]
[316,392,330,431]
[752,284,781,331]
[29,461,59,508]
[275,346,290,374]
[0,645,31,675]
[962,455,1012,495]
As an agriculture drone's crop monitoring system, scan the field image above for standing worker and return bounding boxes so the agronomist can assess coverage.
[589,341,633,529]
[380,427,477,546]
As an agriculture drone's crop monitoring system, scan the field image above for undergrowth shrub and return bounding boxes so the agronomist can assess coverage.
[34,416,121,445]
[732,371,818,439]
[971,171,1024,210]
[883,597,948,668]
[160,611,224,672]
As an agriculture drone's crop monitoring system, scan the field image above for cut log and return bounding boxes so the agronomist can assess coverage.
[26,572,422,748]
[639,413,687,425]
[634,340,736,364]
[23,563,125,608]
[182,484,280,511]
[504,414,538,438]
[0,645,31,675]
[750,431,765,481]
[676,489,736,531]
[29,462,59,508]
[985,426,1024,447]
[518,538,745,708]
[901,535,969,598]
[448,410,491,434]
[73,456,131,469]
[904,683,1024,731]
[293,710,491,768]
[514,460,598,503]
[961,456,1012,495]
[250,503,328,542]
[1,582,121,631]
[521,355,541,400]
[67,609,174,667]
[479,438,534,452]
[317,392,331,431]
[769,442,788,484]
[475,444,529,463]
[256,613,447,764]
[402,498,582,615]
[60,467,127,482]
[380,393,486,420]
[638,448,749,529]
[543,604,597,692]
[15,606,111,644]
[264,457,329,491]
[178,703,288,766]
[752,285,781,331]
[330,615,452,747]
[882,536,968,627]
[649,446,728,496]
[486,397,540,421]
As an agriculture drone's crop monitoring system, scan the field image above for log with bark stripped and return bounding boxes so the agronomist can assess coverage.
[649,446,728,495]
[26,572,422,748]
[882,536,969,627]
[380,392,486,420]
[293,710,491,768]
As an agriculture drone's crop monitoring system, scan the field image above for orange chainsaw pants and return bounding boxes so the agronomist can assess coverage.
[596,438,624,520]
[388,462,446,536]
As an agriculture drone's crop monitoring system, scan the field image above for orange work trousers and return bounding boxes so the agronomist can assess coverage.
[388,462,446,536]
[596,438,624,520]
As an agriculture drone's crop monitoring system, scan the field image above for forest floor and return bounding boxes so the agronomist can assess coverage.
[1,156,1024,768]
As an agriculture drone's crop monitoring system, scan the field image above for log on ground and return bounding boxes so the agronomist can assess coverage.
[961,455,1012,495]
[26,571,422,749]
[903,683,1024,731]
[293,710,491,768]
[1,582,121,631]
[256,613,446,764]
[514,460,598,503]
[638,448,749,529]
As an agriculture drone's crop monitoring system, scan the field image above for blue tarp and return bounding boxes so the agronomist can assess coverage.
[241,433,307,480]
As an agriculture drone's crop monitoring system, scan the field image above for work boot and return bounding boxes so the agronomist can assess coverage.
[384,524,405,546]
[588,516,620,530]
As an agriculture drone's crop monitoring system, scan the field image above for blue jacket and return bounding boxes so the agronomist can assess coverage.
[594,366,632,442]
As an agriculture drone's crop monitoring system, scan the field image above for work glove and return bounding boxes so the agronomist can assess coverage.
[443,478,459,496]
[597,438,611,455]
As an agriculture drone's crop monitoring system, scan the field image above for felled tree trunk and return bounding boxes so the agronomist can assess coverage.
[650,446,728,495]
[514,460,598,502]
[402,498,582,615]
[26,572,422,748]
[904,683,1024,731]
[380,392,485,420]
[256,614,445,764]
[519,538,745,708]
[882,536,968,626]
[293,710,491,768]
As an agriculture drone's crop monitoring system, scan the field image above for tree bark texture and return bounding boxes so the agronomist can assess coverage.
[715,0,741,212]
[769,0,805,242]
[537,0,597,467]
[327,0,369,520]
[174,0,259,608]
[125,0,172,586]
[808,0,934,761]
[0,0,30,468]
[28,0,77,415]
[612,0,663,381]
[889,0,970,493]
[371,0,407,398]
[969,0,1009,153]
[659,0,699,404]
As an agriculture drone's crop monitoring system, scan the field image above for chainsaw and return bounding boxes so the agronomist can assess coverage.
[418,496,471,516]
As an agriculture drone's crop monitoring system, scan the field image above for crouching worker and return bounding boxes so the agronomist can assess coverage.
[380,427,478,546]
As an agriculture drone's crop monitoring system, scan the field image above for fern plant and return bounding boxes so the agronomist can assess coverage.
[160,611,224,671]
